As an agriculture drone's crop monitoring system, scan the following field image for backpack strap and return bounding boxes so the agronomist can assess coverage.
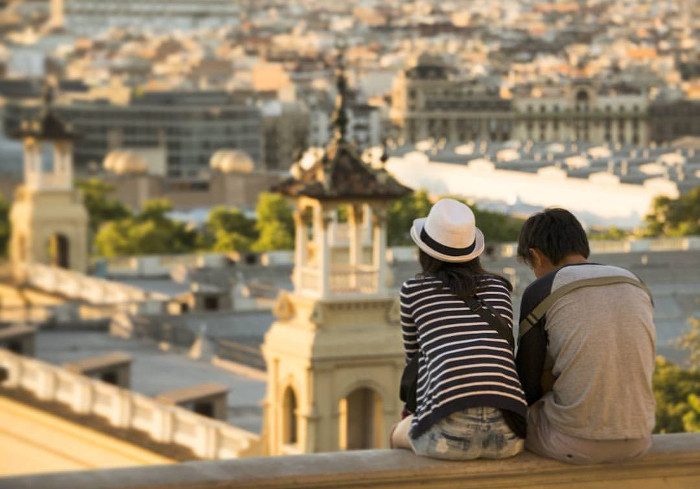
[518,276,654,340]
[463,296,515,350]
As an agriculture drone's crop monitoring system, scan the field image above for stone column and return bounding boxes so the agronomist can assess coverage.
[293,207,307,291]
[348,204,363,290]
[316,204,331,298]
[372,206,387,294]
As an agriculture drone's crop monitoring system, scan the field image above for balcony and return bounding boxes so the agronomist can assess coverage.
[2,433,699,489]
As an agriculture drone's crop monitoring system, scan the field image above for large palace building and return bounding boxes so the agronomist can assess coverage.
[391,54,670,147]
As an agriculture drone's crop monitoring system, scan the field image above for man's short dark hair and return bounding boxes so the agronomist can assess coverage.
[517,208,590,265]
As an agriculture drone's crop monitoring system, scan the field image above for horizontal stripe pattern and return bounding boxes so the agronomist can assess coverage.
[401,275,528,438]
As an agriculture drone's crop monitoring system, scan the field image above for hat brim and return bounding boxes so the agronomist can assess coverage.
[410,218,485,263]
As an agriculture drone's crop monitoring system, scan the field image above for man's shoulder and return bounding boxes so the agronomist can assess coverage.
[551,263,640,290]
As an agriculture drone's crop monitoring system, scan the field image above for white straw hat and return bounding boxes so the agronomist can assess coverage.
[410,198,485,263]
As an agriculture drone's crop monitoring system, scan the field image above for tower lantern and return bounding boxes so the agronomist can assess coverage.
[9,86,88,274]
[274,65,410,300]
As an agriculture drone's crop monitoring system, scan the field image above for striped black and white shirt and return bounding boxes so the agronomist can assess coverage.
[400,275,528,438]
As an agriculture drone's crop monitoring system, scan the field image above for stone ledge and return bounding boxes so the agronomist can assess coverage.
[2,433,700,489]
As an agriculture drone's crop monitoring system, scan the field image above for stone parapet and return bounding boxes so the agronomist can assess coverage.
[1,433,699,489]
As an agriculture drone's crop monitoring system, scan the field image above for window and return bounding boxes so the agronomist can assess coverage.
[339,387,382,450]
[283,387,298,445]
[203,295,219,311]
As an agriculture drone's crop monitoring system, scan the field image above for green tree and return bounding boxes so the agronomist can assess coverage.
[588,226,631,241]
[470,206,525,243]
[387,190,432,246]
[679,317,700,370]
[387,191,525,246]
[653,356,700,433]
[0,195,10,257]
[76,179,131,234]
[94,199,197,257]
[204,206,258,252]
[642,186,700,237]
[252,193,294,252]
[684,394,700,432]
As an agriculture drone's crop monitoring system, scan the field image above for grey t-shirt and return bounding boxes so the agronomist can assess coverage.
[516,263,656,440]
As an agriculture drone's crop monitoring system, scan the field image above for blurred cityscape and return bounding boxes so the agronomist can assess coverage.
[0,0,698,485]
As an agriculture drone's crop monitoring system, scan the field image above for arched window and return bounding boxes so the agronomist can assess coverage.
[282,387,298,445]
[338,387,382,450]
[575,90,589,113]
[48,234,70,269]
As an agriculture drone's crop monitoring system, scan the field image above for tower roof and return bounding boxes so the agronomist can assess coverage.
[12,86,76,141]
[273,55,410,202]
[273,140,411,201]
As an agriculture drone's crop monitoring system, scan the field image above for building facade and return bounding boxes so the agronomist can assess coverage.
[391,54,654,147]
[61,0,242,33]
[648,99,700,144]
[512,84,650,146]
[391,54,512,144]
[4,91,264,178]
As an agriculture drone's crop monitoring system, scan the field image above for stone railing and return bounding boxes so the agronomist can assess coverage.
[2,433,699,489]
[329,265,379,294]
[16,263,169,307]
[0,349,261,460]
[96,254,228,278]
[298,266,379,296]
[497,235,700,258]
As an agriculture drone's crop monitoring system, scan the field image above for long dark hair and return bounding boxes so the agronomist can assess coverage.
[417,250,512,299]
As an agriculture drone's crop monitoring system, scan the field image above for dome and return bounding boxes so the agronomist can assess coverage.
[210,149,255,174]
[103,150,147,175]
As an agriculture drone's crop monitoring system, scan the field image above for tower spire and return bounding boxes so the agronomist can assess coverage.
[331,50,349,142]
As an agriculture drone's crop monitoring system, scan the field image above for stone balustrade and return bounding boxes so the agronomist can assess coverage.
[15,263,169,306]
[497,235,700,258]
[1,433,698,489]
[0,349,261,460]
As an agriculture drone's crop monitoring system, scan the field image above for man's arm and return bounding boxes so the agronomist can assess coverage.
[516,323,547,405]
[516,280,552,405]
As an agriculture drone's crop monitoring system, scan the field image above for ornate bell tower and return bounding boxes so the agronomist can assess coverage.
[261,60,412,455]
[9,87,89,276]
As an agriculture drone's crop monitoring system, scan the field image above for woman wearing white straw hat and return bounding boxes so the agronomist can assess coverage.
[391,198,527,460]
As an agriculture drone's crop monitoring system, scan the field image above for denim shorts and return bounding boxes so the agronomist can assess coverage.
[410,407,524,460]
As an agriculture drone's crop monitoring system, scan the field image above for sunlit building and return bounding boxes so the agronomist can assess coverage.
[512,83,650,146]
[391,53,512,144]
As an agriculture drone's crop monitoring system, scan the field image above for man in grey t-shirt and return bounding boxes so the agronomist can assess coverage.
[515,209,655,464]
